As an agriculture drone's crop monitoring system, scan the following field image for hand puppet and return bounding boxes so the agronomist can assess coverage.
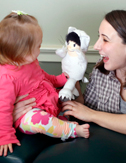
[56,26,90,101]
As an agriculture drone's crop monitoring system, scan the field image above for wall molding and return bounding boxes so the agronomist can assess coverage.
[38,46,100,63]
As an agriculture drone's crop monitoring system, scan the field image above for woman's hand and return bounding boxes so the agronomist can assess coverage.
[0,142,21,156]
[13,94,36,122]
[62,100,95,122]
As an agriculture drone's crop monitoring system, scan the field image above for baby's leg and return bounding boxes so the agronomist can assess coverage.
[58,110,78,125]
[19,108,78,140]
[19,108,89,140]
[76,124,90,139]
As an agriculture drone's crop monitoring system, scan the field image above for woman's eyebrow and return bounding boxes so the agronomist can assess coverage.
[101,34,110,40]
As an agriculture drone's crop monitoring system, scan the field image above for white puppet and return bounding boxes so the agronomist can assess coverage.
[56,26,90,101]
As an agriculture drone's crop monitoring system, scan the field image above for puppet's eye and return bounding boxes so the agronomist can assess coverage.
[73,44,76,47]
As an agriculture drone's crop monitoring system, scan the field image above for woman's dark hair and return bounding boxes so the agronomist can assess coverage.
[95,10,126,75]
[66,32,81,46]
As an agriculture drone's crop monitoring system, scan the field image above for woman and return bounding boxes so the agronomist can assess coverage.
[62,9,126,135]
[14,10,126,135]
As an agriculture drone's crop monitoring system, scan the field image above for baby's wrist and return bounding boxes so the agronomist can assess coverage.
[63,72,69,79]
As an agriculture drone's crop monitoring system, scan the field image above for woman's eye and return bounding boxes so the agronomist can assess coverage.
[73,44,76,47]
[103,39,108,42]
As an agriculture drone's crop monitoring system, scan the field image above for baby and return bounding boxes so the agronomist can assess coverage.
[0,11,90,156]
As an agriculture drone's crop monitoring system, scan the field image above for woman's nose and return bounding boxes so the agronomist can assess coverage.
[94,38,101,51]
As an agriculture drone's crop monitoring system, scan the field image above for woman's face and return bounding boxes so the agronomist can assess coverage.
[94,19,126,71]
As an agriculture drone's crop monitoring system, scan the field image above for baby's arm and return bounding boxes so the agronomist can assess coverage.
[0,75,20,155]
[42,69,67,88]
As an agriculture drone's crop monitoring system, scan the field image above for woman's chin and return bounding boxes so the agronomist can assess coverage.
[104,64,114,71]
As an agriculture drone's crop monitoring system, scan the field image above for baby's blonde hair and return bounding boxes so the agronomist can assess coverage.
[0,12,42,65]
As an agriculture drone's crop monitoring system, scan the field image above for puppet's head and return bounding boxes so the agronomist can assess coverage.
[66,32,81,53]
[65,27,90,52]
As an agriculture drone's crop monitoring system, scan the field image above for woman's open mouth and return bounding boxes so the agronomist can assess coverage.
[101,55,109,63]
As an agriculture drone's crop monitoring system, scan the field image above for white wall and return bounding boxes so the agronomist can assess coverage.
[0,0,126,62]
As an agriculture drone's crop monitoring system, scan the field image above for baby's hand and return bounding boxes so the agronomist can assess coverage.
[63,72,69,79]
[0,142,21,156]
[0,143,13,157]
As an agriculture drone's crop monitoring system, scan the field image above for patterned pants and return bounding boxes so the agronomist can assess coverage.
[19,108,77,141]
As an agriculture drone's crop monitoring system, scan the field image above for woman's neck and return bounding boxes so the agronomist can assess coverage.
[116,69,126,101]
[116,69,126,84]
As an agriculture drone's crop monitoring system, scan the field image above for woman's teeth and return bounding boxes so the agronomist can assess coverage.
[100,55,109,62]
[100,55,104,59]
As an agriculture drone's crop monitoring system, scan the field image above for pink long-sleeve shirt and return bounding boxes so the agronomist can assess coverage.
[0,59,67,146]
